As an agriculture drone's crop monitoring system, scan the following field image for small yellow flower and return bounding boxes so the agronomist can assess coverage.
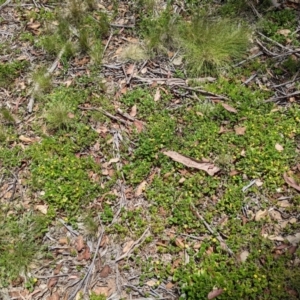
[253,274,258,278]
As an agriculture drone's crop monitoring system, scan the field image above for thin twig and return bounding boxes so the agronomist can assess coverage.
[190,203,234,256]
[265,90,300,102]
[255,39,277,56]
[0,0,11,10]
[27,44,67,112]
[68,229,104,299]
[58,219,79,237]
[78,106,129,125]
[110,23,135,28]
[115,227,150,262]
[103,30,113,58]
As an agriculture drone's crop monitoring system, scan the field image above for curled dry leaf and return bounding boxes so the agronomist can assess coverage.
[75,236,85,252]
[146,280,157,287]
[207,288,224,299]
[130,104,137,117]
[108,157,119,165]
[175,238,185,249]
[277,29,291,36]
[154,88,161,102]
[126,64,135,75]
[133,119,144,133]
[283,172,300,192]
[277,200,291,208]
[100,265,112,278]
[269,210,282,221]
[47,292,60,300]
[221,103,237,113]
[35,204,48,214]
[122,240,134,253]
[93,287,111,297]
[163,151,220,176]
[235,126,246,135]
[19,135,35,143]
[47,277,58,289]
[255,209,268,221]
[135,180,147,197]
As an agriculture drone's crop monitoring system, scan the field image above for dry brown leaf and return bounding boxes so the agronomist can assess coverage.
[135,181,147,197]
[67,112,75,119]
[269,210,282,221]
[221,103,237,113]
[102,169,109,176]
[278,200,291,208]
[154,88,161,102]
[47,277,58,288]
[277,29,291,36]
[163,151,220,176]
[93,287,110,297]
[100,265,112,278]
[207,288,224,299]
[175,238,185,249]
[47,292,60,300]
[172,56,183,66]
[235,126,246,135]
[19,135,35,143]
[17,55,28,61]
[126,64,135,75]
[275,143,284,152]
[35,204,48,214]
[75,236,85,252]
[165,282,174,289]
[229,170,239,176]
[130,105,137,117]
[133,119,144,133]
[27,22,41,30]
[59,237,68,245]
[146,280,157,287]
[64,79,72,87]
[122,240,134,253]
[283,173,300,192]
[255,209,268,221]
[108,157,119,165]
[82,246,91,260]
[53,264,62,275]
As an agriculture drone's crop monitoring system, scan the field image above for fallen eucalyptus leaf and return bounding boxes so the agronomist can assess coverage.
[221,103,237,113]
[283,173,300,192]
[207,288,224,299]
[163,151,220,176]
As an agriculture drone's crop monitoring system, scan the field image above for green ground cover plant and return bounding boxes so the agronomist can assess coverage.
[1,0,300,299]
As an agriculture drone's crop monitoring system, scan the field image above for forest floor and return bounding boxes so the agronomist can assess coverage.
[1,0,300,299]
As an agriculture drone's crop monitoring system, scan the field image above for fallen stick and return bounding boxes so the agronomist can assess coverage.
[190,203,234,256]
[27,45,67,113]
[78,106,129,125]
